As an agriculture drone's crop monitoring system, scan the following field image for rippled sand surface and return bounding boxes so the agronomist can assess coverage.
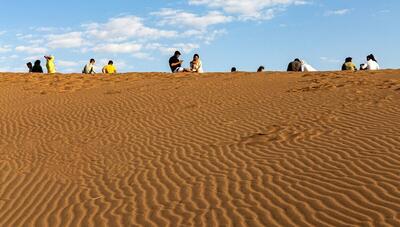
[1,71,400,226]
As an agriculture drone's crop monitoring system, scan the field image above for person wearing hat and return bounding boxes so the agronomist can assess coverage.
[342,57,357,71]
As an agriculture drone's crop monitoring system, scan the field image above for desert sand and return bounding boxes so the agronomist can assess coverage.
[0,70,399,227]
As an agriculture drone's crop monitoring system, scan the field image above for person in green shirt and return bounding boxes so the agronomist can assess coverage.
[342,57,357,71]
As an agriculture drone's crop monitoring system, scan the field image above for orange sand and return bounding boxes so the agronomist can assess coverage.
[0,71,400,226]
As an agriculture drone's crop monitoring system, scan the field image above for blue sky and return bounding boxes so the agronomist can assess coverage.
[0,0,398,72]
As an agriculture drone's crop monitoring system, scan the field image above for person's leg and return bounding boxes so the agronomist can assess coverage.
[174,67,184,73]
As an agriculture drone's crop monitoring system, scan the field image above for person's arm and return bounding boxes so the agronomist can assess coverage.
[170,60,183,67]
[102,67,106,73]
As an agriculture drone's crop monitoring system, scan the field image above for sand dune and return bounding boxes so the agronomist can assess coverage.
[0,70,400,226]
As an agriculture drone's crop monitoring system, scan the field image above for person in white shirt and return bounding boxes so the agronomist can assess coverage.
[190,54,204,73]
[361,54,380,70]
[301,60,317,72]
[83,59,96,74]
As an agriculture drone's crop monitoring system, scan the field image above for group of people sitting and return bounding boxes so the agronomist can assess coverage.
[26,56,56,74]
[169,51,204,73]
[82,59,117,74]
[26,52,381,74]
[286,54,380,72]
[341,54,380,71]
[27,57,118,74]
[287,59,317,72]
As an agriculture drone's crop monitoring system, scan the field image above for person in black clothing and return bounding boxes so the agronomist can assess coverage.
[32,60,44,73]
[257,66,265,72]
[169,51,188,73]
[26,62,33,73]
[287,58,302,72]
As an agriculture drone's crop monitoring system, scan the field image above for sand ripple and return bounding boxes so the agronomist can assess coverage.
[1,71,400,226]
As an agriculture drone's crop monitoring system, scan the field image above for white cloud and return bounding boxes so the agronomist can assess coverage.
[188,0,309,20]
[16,46,48,54]
[325,9,351,16]
[16,34,34,41]
[47,32,84,48]
[153,9,232,29]
[83,16,177,41]
[92,42,142,53]
[146,43,199,55]
[24,56,42,61]
[320,57,340,63]
[0,45,12,53]
[57,60,79,67]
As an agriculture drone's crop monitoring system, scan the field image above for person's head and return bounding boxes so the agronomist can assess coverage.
[257,66,265,72]
[294,58,301,62]
[108,60,113,65]
[174,51,181,57]
[193,54,199,61]
[367,54,377,62]
[90,59,95,64]
[27,62,32,68]
[34,60,41,66]
[345,57,352,63]
[231,67,237,72]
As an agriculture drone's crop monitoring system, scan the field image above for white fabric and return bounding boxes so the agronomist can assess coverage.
[83,63,95,74]
[191,60,204,73]
[362,59,380,70]
[173,67,184,73]
[301,61,317,72]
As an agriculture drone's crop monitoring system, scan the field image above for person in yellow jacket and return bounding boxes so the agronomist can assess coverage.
[102,60,117,74]
[44,55,56,74]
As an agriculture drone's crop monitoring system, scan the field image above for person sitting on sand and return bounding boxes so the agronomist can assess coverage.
[257,66,265,72]
[231,67,237,72]
[27,62,33,73]
[169,51,189,73]
[190,54,204,73]
[44,55,56,74]
[360,54,380,70]
[301,60,317,72]
[83,59,96,74]
[102,60,117,74]
[32,60,44,73]
[287,59,302,72]
[342,57,357,71]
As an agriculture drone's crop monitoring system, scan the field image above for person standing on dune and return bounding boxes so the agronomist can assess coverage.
[44,55,56,74]
[102,60,117,74]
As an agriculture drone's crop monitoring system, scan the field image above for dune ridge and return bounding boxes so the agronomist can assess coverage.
[0,70,400,226]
